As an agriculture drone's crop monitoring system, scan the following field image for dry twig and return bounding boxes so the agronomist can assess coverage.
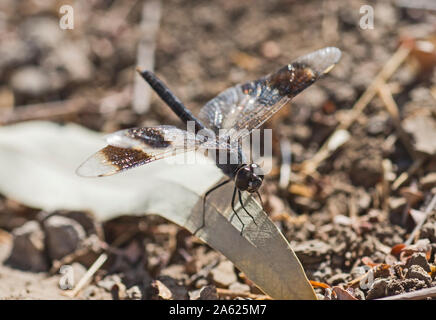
[63,253,108,298]
[404,193,436,245]
[0,98,91,125]
[392,156,426,190]
[378,286,436,300]
[133,0,162,114]
[216,288,272,300]
[377,83,416,159]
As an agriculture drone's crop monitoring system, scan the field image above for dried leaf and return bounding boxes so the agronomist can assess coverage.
[409,37,436,73]
[403,114,436,155]
[0,121,316,300]
[400,239,432,262]
[332,286,358,300]
[391,243,406,257]
[409,209,427,226]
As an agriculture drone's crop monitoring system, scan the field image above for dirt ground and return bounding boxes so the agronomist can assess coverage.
[1,0,436,300]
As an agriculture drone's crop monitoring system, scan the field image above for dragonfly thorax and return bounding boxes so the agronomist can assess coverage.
[235,164,264,193]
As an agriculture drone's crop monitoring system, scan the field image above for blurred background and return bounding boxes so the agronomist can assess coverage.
[0,0,436,300]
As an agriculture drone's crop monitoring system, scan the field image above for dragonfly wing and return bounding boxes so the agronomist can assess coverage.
[198,47,341,141]
[76,125,231,177]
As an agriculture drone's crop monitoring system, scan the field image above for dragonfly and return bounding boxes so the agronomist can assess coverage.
[77,47,341,235]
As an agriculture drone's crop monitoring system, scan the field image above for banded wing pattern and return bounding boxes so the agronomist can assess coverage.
[198,47,341,141]
[76,125,231,177]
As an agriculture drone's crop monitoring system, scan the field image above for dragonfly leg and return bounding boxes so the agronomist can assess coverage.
[256,191,265,212]
[231,186,245,235]
[238,190,257,226]
[193,179,231,236]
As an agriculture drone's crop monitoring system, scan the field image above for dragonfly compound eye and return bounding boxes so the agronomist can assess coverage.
[235,165,263,193]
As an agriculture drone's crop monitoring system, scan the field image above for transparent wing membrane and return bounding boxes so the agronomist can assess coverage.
[198,47,341,141]
[76,125,231,177]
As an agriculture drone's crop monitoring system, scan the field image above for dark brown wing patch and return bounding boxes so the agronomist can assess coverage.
[100,145,152,175]
[198,47,341,139]
[76,145,154,177]
[125,128,171,148]
[76,125,234,177]
[268,63,316,97]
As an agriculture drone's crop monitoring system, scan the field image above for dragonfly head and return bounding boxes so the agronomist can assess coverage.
[235,164,264,193]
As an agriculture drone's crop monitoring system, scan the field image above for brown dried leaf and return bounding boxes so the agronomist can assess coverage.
[391,243,406,257]
[332,286,358,300]
[400,239,432,262]
[0,121,317,300]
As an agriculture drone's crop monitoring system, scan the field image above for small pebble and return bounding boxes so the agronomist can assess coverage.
[5,221,48,272]
[10,67,51,96]
[405,265,432,286]
[210,260,237,288]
